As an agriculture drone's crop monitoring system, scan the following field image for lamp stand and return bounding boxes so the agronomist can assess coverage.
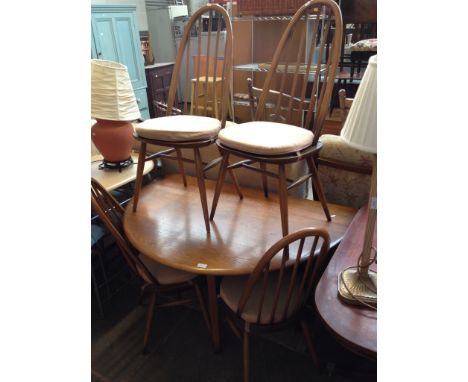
[338,155,377,307]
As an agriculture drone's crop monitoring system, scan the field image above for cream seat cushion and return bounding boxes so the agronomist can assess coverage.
[218,121,313,155]
[135,115,221,142]
[220,272,301,324]
[139,254,196,285]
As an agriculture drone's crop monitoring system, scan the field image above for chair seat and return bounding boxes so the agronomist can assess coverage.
[218,121,313,155]
[139,254,196,285]
[135,115,221,142]
[220,272,301,324]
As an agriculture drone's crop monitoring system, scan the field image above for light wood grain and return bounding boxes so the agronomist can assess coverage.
[91,152,154,192]
[124,174,356,276]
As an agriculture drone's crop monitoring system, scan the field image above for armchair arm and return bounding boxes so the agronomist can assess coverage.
[318,134,373,174]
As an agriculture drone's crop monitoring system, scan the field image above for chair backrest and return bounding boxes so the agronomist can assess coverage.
[254,0,342,145]
[90,178,156,285]
[236,228,330,325]
[166,4,233,126]
[247,77,311,123]
[193,55,225,78]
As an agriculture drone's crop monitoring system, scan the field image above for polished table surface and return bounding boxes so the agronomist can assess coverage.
[124,174,357,275]
[315,206,377,359]
[123,174,357,350]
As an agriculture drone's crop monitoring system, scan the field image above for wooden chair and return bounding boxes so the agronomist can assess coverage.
[338,88,353,123]
[91,178,210,353]
[210,0,343,236]
[190,55,234,120]
[132,4,241,233]
[219,227,331,382]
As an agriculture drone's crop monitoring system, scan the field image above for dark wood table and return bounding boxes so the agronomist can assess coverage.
[124,174,357,351]
[315,206,377,360]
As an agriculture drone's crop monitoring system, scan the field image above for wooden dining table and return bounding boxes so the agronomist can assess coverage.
[123,173,357,351]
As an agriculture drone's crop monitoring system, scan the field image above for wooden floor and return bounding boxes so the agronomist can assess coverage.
[92,278,377,382]
[92,175,376,381]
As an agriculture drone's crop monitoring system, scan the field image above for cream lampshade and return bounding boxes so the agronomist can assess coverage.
[338,55,377,307]
[91,59,141,167]
[340,55,377,153]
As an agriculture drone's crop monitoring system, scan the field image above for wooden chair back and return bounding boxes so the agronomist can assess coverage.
[236,228,330,325]
[91,178,156,286]
[254,0,342,145]
[338,88,353,123]
[193,55,225,78]
[167,4,233,126]
[247,77,311,124]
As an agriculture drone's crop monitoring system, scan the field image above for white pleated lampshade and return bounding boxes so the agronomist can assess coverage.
[91,59,141,121]
[340,55,377,153]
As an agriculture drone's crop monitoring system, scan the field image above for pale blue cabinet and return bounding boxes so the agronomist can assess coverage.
[91,5,149,120]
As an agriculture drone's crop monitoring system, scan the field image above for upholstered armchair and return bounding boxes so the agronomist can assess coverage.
[317,90,373,209]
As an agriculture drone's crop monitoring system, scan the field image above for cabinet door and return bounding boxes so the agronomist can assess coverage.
[91,12,146,91]
[91,6,149,119]
[146,65,175,118]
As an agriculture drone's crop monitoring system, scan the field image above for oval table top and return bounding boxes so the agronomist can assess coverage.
[123,174,356,276]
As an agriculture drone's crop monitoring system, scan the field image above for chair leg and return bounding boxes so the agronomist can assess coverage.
[301,319,320,370]
[243,325,250,382]
[175,148,187,188]
[132,142,147,212]
[138,283,152,306]
[306,157,332,222]
[228,169,244,200]
[260,162,269,198]
[210,153,230,221]
[143,289,157,354]
[91,258,105,318]
[217,146,243,200]
[207,275,220,352]
[193,147,210,233]
[190,81,196,116]
[278,163,289,237]
[193,281,211,333]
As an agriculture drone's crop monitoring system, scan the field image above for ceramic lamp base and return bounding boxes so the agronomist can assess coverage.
[338,268,377,307]
[91,119,134,163]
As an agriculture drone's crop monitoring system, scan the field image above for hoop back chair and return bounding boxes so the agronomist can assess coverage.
[219,228,331,381]
[210,0,343,237]
[91,178,209,353]
[132,4,240,233]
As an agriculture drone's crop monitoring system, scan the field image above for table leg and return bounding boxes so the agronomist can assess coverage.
[206,275,220,352]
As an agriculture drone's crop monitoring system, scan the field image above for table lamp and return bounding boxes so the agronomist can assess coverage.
[338,55,377,307]
[91,59,141,169]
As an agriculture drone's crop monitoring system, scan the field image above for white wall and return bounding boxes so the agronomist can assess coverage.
[91,0,148,31]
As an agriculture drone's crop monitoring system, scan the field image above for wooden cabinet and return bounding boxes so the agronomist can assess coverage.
[91,5,150,120]
[144,63,175,118]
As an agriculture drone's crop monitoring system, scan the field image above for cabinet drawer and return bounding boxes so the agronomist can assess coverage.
[134,88,150,120]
